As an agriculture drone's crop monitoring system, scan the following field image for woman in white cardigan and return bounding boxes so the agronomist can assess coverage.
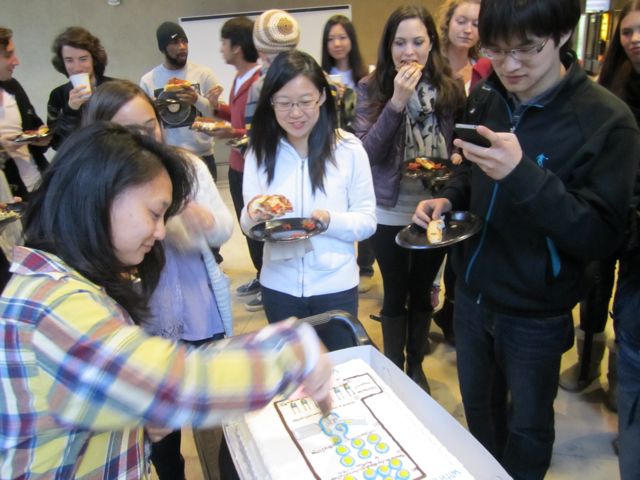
[82,79,234,480]
[241,50,376,324]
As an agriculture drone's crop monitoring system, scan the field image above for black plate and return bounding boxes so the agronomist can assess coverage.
[13,131,52,144]
[227,135,249,149]
[402,157,451,181]
[395,211,482,249]
[249,217,327,243]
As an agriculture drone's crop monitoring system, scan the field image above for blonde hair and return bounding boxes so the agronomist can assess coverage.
[439,0,482,60]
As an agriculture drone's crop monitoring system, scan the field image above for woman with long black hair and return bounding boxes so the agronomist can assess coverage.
[354,5,465,392]
[241,50,376,324]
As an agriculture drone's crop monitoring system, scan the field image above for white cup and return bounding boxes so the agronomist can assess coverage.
[69,72,91,93]
[328,74,343,85]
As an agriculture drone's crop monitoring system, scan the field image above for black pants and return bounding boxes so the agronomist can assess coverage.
[357,238,375,277]
[150,334,224,480]
[580,258,617,333]
[370,224,444,316]
[228,168,263,274]
[201,154,217,183]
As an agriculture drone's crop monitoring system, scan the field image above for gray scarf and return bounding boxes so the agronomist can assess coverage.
[404,80,448,161]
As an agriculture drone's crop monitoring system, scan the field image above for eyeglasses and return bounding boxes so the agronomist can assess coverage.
[271,97,321,112]
[481,38,549,61]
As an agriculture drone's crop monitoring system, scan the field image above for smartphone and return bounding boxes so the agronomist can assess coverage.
[454,123,491,148]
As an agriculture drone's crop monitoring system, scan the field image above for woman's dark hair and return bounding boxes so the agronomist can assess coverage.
[479,0,581,56]
[51,26,108,78]
[368,5,465,118]
[250,50,337,195]
[221,16,259,63]
[599,0,640,99]
[82,79,160,135]
[439,0,481,60]
[23,122,194,324]
[321,15,368,84]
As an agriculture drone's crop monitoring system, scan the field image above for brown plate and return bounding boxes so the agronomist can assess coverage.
[249,217,327,243]
[395,211,482,249]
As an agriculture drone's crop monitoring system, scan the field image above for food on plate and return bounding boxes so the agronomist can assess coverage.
[21,125,50,137]
[406,158,445,171]
[191,117,232,133]
[251,194,293,218]
[0,204,19,222]
[163,77,192,92]
[302,219,317,230]
[427,218,445,244]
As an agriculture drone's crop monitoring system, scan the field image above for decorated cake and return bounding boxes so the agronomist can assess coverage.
[240,358,474,480]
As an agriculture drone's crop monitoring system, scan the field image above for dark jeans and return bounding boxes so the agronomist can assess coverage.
[370,224,444,316]
[357,239,375,277]
[454,287,573,480]
[228,168,263,275]
[617,338,640,480]
[261,285,358,324]
[149,333,224,480]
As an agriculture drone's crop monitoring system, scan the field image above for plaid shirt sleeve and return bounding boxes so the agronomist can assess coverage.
[1,247,322,478]
[35,288,318,430]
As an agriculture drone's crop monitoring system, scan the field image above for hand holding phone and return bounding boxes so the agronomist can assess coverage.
[454,123,491,148]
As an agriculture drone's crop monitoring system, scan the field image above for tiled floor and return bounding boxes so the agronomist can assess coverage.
[154,182,621,479]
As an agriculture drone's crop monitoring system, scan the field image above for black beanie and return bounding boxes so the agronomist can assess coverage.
[156,21,187,51]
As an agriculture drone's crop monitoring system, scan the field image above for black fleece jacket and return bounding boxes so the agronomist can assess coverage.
[441,53,640,316]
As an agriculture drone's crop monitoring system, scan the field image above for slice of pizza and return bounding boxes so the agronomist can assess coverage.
[191,116,232,133]
[163,77,192,92]
[252,194,293,218]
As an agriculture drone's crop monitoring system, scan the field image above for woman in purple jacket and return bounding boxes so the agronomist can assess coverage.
[354,5,464,393]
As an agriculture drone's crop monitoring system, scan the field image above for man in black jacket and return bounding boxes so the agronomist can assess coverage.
[0,26,49,199]
[413,1,640,478]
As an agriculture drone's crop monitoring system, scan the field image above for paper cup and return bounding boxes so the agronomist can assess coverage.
[69,72,91,93]
[328,74,343,84]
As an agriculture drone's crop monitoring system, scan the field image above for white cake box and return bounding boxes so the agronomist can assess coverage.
[223,345,512,480]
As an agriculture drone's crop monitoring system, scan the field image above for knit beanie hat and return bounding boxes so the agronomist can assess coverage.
[156,21,188,51]
[253,10,300,54]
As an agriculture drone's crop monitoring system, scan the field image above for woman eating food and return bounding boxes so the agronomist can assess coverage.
[353,5,465,393]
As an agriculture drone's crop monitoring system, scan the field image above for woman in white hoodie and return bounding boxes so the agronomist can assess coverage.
[241,50,376,324]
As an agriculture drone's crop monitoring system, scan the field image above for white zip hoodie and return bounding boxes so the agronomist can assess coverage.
[241,130,376,297]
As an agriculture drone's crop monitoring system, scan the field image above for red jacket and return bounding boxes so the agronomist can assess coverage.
[215,68,260,172]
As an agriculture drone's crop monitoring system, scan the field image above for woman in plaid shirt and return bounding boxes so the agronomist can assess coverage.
[0,122,331,479]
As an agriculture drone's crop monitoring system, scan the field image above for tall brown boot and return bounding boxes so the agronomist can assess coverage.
[380,314,407,371]
[406,309,432,394]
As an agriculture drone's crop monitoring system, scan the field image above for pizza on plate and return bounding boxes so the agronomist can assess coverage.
[251,194,293,218]
[191,117,232,133]
[163,77,192,92]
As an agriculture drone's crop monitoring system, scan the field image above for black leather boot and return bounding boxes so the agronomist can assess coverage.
[380,314,407,371]
[406,309,432,394]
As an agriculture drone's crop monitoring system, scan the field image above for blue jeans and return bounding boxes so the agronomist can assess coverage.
[261,286,358,324]
[617,339,640,480]
[454,287,573,480]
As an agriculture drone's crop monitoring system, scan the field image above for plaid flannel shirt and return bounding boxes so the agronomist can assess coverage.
[0,247,318,479]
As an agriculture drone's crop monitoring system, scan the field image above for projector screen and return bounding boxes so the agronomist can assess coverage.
[180,5,352,99]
